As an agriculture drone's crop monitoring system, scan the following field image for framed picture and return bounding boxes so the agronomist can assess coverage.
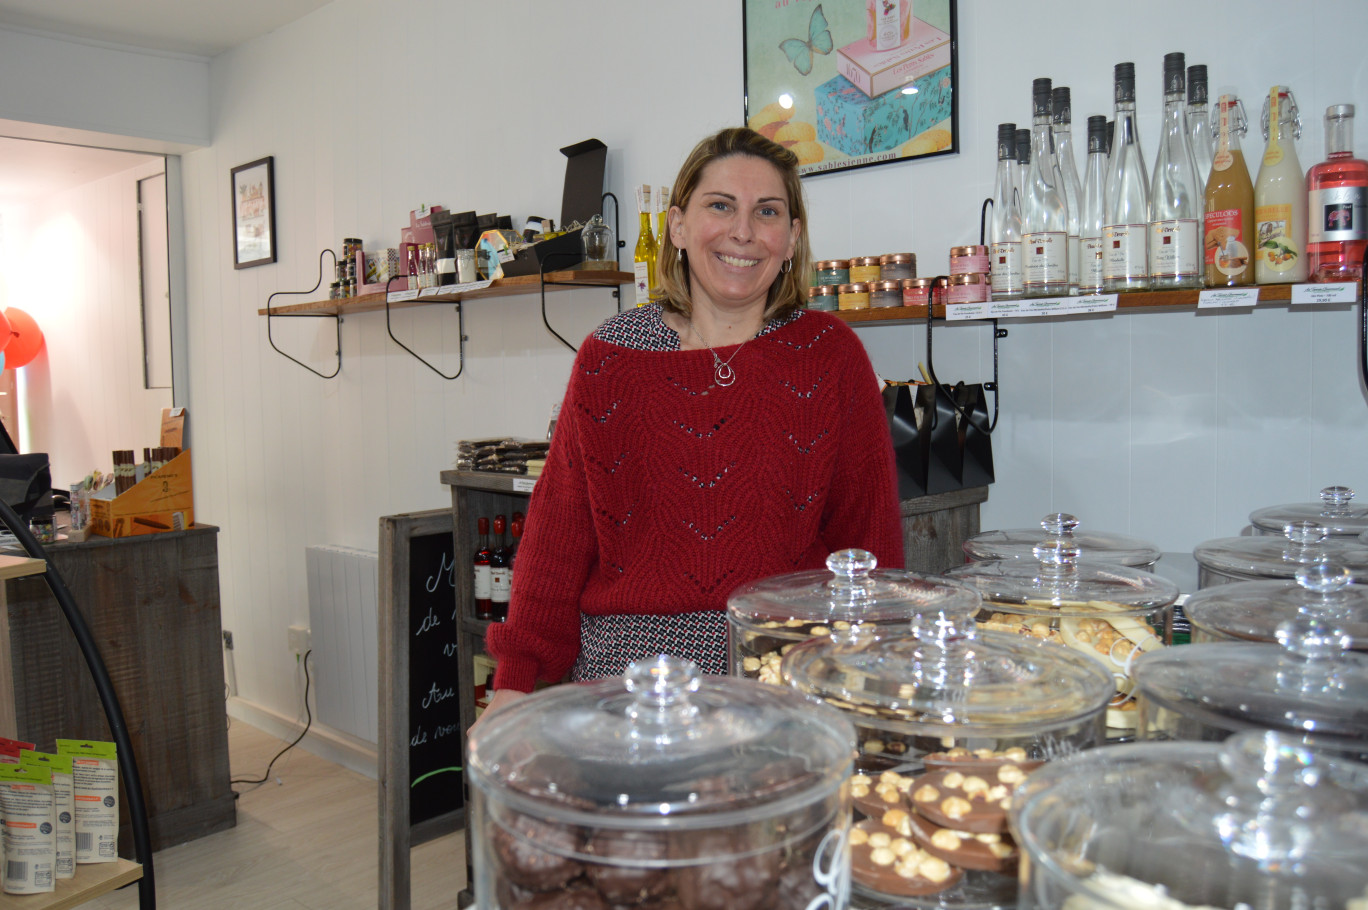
[230,156,277,269]
[743,0,958,177]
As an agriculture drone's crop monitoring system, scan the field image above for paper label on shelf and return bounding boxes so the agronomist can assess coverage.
[1197,288,1259,308]
[987,294,1117,318]
[388,288,421,303]
[418,287,443,297]
[512,478,536,493]
[945,301,991,321]
[1291,282,1357,304]
[437,284,462,295]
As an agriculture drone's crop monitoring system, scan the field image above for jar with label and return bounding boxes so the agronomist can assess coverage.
[879,253,917,280]
[807,285,839,311]
[1253,86,1307,283]
[849,256,881,283]
[950,245,991,276]
[869,279,903,308]
[814,259,850,285]
[838,282,871,310]
[947,272,988,304]
[901,277,933,306]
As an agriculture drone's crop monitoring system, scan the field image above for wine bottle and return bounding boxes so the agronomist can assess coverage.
[507,518,523,602]
[1204,94,1255,287]
[473,516,493,621]
[1080,115,1110,295]
[1014,128,1031,208]
[489,514,511,622]
[1254,86,1307,284]
[633,184,657,306]
[1022,78,1069,297]
[1187,64,1215,190]
[1148,52,1203,289]
[990,122,1024,300]
[1306,104,1368,282]
[1103,62,1151,291]
[1053,86,1084,293]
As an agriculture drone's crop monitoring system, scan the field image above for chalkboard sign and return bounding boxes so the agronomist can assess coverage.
[405,529,463,824]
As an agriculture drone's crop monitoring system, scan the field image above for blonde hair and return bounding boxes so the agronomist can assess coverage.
[656,127,812,322]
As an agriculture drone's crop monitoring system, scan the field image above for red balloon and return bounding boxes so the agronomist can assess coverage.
[4,308,43,369]
[0,310,11,354]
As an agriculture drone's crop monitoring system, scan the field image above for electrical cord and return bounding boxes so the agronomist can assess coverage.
[231,649,313,786]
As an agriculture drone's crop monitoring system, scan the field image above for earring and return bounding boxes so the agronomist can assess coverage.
[677,249,684,263]
[780,258,792,274]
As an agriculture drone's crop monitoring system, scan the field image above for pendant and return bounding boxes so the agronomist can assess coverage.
[715,362,736,387]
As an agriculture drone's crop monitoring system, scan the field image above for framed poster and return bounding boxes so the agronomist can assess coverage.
[743,0,958,177]
[230,156,277,268]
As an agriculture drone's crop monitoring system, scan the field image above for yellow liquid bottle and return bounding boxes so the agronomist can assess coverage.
[656,185,670,254]
[633,184,657,306]
[1203,95,1255,287]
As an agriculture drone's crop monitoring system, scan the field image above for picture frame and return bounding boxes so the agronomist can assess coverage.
[742,0,959,178]
[230,156,277,269]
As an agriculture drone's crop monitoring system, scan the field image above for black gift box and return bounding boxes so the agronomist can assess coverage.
[501,139,608,278]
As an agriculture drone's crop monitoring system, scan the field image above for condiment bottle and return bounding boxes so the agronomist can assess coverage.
[1204,94,1255,287]
[1254,86,1307,284]
[1307,104,1368,283]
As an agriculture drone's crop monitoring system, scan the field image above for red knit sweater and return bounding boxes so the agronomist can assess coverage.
[486,310,903,692]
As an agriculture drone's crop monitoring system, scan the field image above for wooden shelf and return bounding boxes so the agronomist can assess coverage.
[257,270,633,316]
[0,860,142,910]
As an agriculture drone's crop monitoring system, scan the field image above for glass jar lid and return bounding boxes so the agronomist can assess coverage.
[963,513,1162,567]
[947,540,1179,616]
[1011,730,1368,909]
[727,548,983,628]
[781,611,1114,735]
[1250,485,1368,537]
[1186,562,1368,647]
[1193,521,1368,581]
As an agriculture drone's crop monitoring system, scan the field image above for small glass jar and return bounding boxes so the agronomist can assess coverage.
[579,214,613,268]
[950,245,990,276]
[813,259,850,286]
[806,284,839,311]
[838,282,870,310]
[869,279,904,308]
[946,272,987,304]
[879,252,917,280]
[848,256,882,283]
[901,277,933,306]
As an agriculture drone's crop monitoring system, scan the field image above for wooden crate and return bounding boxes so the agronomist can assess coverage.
[900,486,988,574]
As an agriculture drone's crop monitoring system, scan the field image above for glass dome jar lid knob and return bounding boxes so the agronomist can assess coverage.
[1320,485,1355,515]
[1032,538,1081,576]
[1274,615,1353,661]
[1295,560,1353,596]
[622,655,702,730]
[1283,520,1327,551]
[1039,512,1080,537]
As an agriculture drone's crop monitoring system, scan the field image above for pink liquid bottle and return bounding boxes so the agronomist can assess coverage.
[1306,104,1368,282]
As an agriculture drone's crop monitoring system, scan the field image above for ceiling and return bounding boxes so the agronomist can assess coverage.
[0,137,158,205]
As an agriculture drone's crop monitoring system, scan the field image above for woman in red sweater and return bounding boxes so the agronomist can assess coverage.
[480,127,903,721]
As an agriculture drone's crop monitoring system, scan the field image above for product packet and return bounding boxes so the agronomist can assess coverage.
[55,740,118,863]
[0,763,57,893]
[0,738,35,764]
[20,751,75,878]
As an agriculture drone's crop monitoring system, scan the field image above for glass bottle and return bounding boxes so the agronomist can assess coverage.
[1254,86,1307,284]
[1204,94,1256,287]
[507,518,523,600]
[1022,78,1069,297]
[1080,114,1110,294]
[1187,64,1215,191]
[1104,62,1151,291]
[1015,128,1031,207]
[1306,104,1368,283]
[489,515,511,622]
[1149,52,1203,289]
[1053,86,1084,293]
[633,184,657,306]
[990,122,1024,299]
[656,185,670,251]
[473,516,493,621]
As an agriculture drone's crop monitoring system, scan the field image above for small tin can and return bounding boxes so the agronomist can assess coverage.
[870,279,904,308]
[838,282,871,310]
[879,253,917,280]
[807,285,839,311]
[901,277,933,306]
[849,256,882,284]
[950,245,991,277]
[947,272,988,304]
[814,259,851,286]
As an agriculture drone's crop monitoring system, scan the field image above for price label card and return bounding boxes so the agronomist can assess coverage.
[988,294,1117,318]
[418,287,443,298]
[1198,288,1260,308]
[1291,282,1357,304]
[945,301,992,321]
[512,477,536,493]
[436,284,462,295]
[387,288,421,303]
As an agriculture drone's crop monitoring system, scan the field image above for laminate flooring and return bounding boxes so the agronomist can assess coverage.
[88,719,466,910]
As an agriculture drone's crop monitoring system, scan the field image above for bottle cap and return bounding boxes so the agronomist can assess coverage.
[1162,52,1185,95]
[1087,115,1108,153]
[494,514,507,533]
[1032,77,1053,117]
[1051,86,1071,124]
[997,122,1016,157]
[1113,62,1136,102]
[1015,129,1032,165]
[1187,64,1208,105]
[1327,103,1355,120]
[478,516,489,534]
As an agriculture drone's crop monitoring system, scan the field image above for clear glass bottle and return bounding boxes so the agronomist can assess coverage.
[633,183,657,306]
[990,122,1024,299]
[655,185,670,255]
[1254,86,1307,284]
[1187,64,1215,191]
[1306,104,1368,282]
[1053,86,1084,293]
[1204,95,1256,287]
[1015,128,1031,207]
[1080,115,1110,294]
[1104,62,1151,291]
[1023,78,1070,297]
[1149,52,1203,289]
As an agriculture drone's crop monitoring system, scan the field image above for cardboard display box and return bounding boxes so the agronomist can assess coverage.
[90,449,193,538]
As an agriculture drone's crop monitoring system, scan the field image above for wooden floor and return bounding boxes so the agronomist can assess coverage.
[88,720,466,910]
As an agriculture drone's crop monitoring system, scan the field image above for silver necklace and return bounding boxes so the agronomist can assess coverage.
[689,321,755,387]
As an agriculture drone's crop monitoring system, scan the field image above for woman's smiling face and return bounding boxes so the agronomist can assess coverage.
[669,154,801,316]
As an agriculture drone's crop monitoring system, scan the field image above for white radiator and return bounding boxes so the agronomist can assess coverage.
[306,544,379,744]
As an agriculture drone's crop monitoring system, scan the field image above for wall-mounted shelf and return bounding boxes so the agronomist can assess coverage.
[0,860,143,910]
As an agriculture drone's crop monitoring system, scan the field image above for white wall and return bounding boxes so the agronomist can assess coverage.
[168,0,1368,731]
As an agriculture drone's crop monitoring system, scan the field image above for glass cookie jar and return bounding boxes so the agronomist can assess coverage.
[963,512,1162,571]
[1186,561,1368,648]
[727,549,982,686]
[1193,520,1368,586]
[1249,484,1368,537]
[467,655,857,910]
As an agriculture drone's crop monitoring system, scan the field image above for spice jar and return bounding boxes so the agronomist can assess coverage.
[901,277,933,306]
[879,253,917,280]
[814,259,850,286]
[949,245,990,277]
[848,256,882,283]
[946,272,987,304]
[869,279,904,308]
[838,282,871,310]
[807,284,839,311]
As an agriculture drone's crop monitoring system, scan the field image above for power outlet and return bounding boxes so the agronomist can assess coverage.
[287,624,311,657]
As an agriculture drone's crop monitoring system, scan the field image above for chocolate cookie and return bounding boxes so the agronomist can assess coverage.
[849,819,963,897]
[672,829,780,910]
[920,747,1044,776]
[850,770,913,820]
[908,767,1024,834]
[582,829,673,905]
[902,810,1018,874]
[493,812,585,892]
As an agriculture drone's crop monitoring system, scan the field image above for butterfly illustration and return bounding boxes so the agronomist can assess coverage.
[780,4,832,76]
